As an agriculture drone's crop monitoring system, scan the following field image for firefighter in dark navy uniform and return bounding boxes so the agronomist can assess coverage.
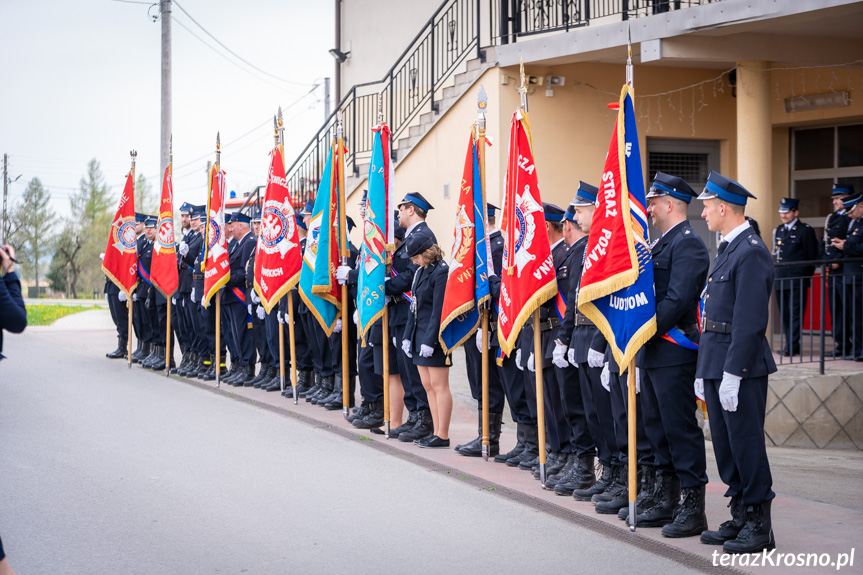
[696,171,777,555]
[457,203,507,458]
[223,211,257,385]
[822,184,854,356]
[771,197,818,356]
[177,205,206,376]
[831,192,863,361]
[634,171,710,536]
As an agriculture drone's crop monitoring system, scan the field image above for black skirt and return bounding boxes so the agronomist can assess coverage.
[412,343,450,368]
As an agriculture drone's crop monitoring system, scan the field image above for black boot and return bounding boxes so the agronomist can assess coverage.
[536,452,569,480]
[224,363,242,385]
[722,500,774,554]
[131,341,147,363]
[326,376,355,410]
[106,337,127,359]
[398,409,434,442]
[620,466,657,521]
[152,346,173,371]
[140,344,158,368]
[303,373,325,402]
[143,345,164,369]
[348,402,371,423]
[700,495,745,545]
[296,370,314,396]
[234,365,254,386]
[544,454,577,489]
[320,375,345,407]
[635,474,680,527]
[595,463,632,514]
[310,375,334,404]
[353,401,385,429]
[248,365,269,387]
[592,464,625,504]
[263,373,283,392]
[554,454,595,496]
[460,412,503,457]
[507,424,538,467]
[574,463,612,501]
[495,424,525,463]
[391,411,419,439]
[455,411,482,454]
[189,354,207,378]
[662,484,707,537]
[173,352,191,375]
[198,356,213,379]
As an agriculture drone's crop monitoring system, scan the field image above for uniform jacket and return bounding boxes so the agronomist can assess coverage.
[772,219,818,283]
[639,221,709,369]
[820,210,850,267]
[0,271,27,358]
[519,239,567,364]
[179,228,203,294]
[386,221,436,329]
[556,235,603,364]
[842,218,863,282]
[696,226,777,380]
[226,232,256,303]
[405,257,448,354]
[135,235,152,300]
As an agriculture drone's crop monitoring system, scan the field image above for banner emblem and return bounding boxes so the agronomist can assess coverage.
[260,200,296,256]
[113,219,138,253]
[156,217,175,251]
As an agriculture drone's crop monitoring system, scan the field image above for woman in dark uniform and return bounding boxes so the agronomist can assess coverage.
[402,233,451,448]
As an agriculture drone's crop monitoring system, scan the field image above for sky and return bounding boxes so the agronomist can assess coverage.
[0,0,335,218]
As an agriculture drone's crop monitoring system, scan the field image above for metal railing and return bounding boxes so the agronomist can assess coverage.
[771,259,863,374]
[286,0,726,205]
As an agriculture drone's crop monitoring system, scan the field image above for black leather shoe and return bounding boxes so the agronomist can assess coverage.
[398,410,433,442]
[619,466,657,521]
[390,411,419,439]
[353,402,384,428]
[348,402,371,424]
[633,473,679,527]
[106,338,127,359]
[496,424,526,463]
[417,435,450,448]
[662,484,707,537]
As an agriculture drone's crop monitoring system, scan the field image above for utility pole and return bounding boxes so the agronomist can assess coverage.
[324,77,331,120]
[160,0,172,180]
[2,154,7,245]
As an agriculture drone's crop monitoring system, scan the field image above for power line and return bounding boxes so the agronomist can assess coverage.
[172,0,312,88]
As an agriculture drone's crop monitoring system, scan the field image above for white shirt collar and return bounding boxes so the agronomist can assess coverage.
[405,221,421,237]
[550,238,564,251]
[660,220,686,238]
[785,217,798,231]
[721,221,752,245]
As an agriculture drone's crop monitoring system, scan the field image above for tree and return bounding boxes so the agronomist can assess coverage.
[136,173,157,216]
[11,177,56,294]
[46,253,67,294]
[65,159,113,297]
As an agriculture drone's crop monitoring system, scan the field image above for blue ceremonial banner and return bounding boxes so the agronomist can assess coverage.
[357,125,392,344]
[439,130,492,353]
[577,85,656,368]
[299,142,340,336]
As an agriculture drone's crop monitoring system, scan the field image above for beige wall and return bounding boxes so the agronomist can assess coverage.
[339,0,442,99]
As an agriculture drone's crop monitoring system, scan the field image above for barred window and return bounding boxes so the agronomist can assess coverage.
[648,151,711,186]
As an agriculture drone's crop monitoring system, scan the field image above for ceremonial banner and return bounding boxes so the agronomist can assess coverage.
[102,172,138,298]
[497,109,557,355]
[439,130,492,354]
[202,166,230,307]
[356,124,393,344]
[299,142,340,334]
[150,165,179,298]
[254,146,302,312]
[577,85,656,367]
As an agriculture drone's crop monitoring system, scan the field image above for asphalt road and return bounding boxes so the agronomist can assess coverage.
[0,322,703,575]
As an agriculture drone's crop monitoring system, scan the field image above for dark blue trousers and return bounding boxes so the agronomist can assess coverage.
[577,363,613,466]
[609,369,651,466]
[557,365,594,458]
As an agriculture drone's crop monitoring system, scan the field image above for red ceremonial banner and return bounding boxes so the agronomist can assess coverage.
[102,172,138,299]
[203,166,230,307]
[497,110,557,355]
[254,146,302,313]
[151,165,179,298]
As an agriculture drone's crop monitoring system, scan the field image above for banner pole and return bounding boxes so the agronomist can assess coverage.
[165,298,172,375]
[481,307,490,461]
[477,86,490,461]
[129,150,137,369]
[628,359,638,532]
[382,304,390,438]
[337,113,350,419]
[279,306,286,393]
[288,294,298,403]
[276,109,299,404]
[215,291,221,388]
[533,310,546,484]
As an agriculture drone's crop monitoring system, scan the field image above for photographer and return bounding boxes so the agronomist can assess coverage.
[0,244,27,361]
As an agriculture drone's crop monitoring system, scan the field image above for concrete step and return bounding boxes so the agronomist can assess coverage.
[466,57,483,72]
[442,85,457,100]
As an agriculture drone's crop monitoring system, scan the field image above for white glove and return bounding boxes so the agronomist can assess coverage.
[719,373,741,412]
[105,293,109,304]
[256,305,266,320]
[393,337,398,348]
[251,290,260,304]
[336,265,351,285]
[402,339,412,358]
[190,288,196,303]
[248,304,252,316]
[353,309,359,325]
[132,293,139,302]
[420,344,434,358]
[515,349,523,371]
[385,295,392,304]
[476,329,483,352]
[277,311,284,324]
[179,241,189,256]
[567,348,577,367]
[99,252,105,261]
[118,291,127,302]
[694,378,705,401]
[601,363,610,391]
[334,318,342,333]
[171,297,176,305]
[553,343,568,368]
[527,352,535,372]
[587,348,604,368]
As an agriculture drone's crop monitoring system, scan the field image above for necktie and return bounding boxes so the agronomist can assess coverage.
[717,240,728,256]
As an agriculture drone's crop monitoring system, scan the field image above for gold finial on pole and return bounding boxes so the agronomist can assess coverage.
[518,58,528,112]
[476,84,488,132]
[273,114,279,147]
[215,132,221,166]
[130,149,137,169]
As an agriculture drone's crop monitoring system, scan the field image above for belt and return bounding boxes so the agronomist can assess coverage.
[575,314,594,327]
[676,323,697,332]
[702,317,731,334]
[540,317,561,332]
